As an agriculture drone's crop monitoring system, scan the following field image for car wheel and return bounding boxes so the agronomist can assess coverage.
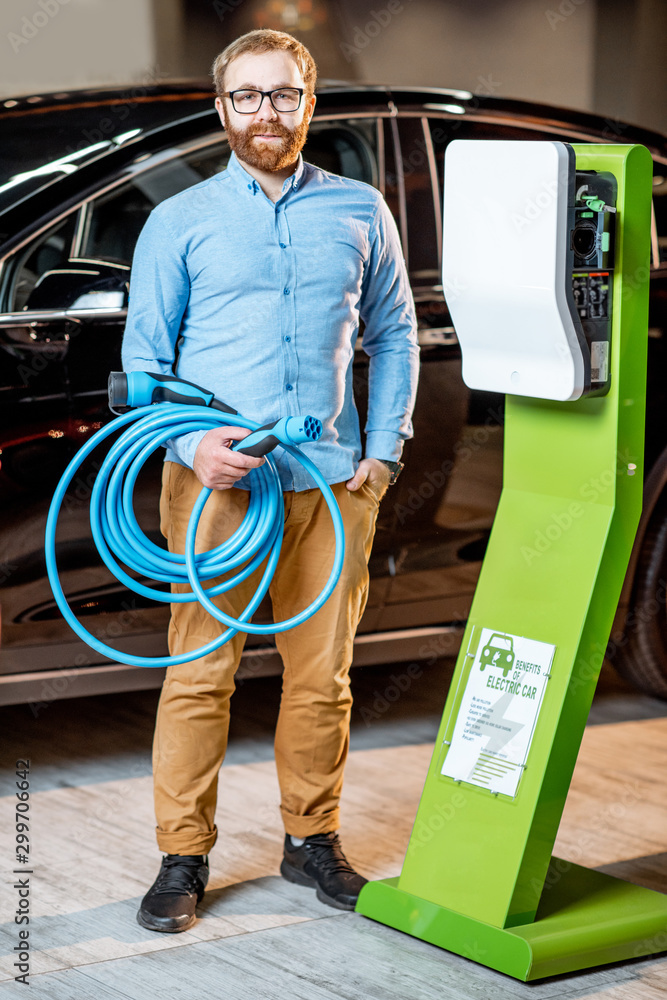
[612,493,667,699]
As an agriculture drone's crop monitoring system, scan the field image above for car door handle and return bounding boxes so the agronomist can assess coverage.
[417,326,457,346]
[353,326,458,352]
[0,307,128,327]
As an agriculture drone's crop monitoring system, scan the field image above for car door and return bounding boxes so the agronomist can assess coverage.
[0,115,395,682]
[361,113,503,634]
[0,136,236,678]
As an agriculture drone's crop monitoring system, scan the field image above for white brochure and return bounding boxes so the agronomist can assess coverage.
[441,628,555,798]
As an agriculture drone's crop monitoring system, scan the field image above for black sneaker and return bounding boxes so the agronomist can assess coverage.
[280,832,367,911]
[136,854,209,933]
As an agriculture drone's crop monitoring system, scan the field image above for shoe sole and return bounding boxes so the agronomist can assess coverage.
[136,908,197,933]
[280,858,358,911]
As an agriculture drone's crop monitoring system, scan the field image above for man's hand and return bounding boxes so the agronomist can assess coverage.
[346,458,391,502]
[193,427,265,490]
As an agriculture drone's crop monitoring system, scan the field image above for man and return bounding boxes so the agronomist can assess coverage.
[122,28,418,933]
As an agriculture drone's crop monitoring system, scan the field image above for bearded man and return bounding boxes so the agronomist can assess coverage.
[122,28,419,933]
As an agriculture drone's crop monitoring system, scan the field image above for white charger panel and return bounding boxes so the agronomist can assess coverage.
[442,140,586,401]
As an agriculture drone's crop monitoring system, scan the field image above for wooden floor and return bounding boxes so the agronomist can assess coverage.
[2,660,667,998]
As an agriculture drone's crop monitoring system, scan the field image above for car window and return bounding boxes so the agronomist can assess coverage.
[381,117,403,241]
[4,119,380,310]
[303,119,378,187]
[0,96,215,214]
[429,119,559,201]
[398,117,440,285]
[1,141,231,311]
[81,141,232,264]
[83,120,378,266]
[3,213,78,311]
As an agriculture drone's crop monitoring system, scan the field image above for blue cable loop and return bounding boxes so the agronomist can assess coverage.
[44,403,345,667]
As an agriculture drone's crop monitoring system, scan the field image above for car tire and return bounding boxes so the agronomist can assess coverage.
[612,493,667,699]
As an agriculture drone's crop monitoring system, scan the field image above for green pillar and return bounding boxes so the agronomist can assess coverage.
[357,144,665,980]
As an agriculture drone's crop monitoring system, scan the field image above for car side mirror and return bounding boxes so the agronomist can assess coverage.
[24,259,129,311]
[0,258,130,338]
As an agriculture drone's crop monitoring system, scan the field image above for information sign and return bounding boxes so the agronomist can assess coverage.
[441,629,555,797]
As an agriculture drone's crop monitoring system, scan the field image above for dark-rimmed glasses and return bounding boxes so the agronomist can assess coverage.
[221,88,304,114]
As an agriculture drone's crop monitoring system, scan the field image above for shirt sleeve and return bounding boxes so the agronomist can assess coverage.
[121,206,206,468]
[359,196,420,462]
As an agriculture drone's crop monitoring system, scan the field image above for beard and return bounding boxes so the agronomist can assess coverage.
[223,115,310,172]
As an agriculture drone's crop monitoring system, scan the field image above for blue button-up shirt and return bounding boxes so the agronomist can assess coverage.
[122,150,419,490]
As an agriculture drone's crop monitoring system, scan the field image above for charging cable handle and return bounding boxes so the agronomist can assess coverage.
[108,370,237,414]
[235,416,323,456]
[109,371,323,457]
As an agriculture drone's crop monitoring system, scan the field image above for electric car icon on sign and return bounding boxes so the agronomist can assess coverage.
[480,634,516,678]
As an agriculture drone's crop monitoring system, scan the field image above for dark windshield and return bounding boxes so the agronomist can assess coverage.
[0,89,214,214]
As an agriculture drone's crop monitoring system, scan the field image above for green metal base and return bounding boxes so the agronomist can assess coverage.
[356,859,667,981]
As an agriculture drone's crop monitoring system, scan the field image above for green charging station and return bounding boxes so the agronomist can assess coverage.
[356,143,663,981]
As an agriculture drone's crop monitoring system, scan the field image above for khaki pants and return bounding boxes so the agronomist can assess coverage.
[153,462,379,854]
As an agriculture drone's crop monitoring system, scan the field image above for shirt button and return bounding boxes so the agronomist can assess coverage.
[284,335,291,342]
[247,184,252,190]
[286,384,293,391]
[279,242,286,249]
[284,288,290,295]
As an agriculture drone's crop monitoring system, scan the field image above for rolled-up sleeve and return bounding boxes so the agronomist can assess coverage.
[359,197,419,462]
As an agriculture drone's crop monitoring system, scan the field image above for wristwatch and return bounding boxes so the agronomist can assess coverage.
[378,459,404,485]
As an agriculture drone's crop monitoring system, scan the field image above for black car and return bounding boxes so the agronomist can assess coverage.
[1,81,666,706]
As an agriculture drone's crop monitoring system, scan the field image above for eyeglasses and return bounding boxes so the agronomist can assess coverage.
[222,88,304,114]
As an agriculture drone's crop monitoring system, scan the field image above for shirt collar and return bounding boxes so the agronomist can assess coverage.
[225,150,306,197]
[285,152,306,192]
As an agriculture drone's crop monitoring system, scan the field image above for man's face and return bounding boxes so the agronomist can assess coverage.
[215,50,316,172]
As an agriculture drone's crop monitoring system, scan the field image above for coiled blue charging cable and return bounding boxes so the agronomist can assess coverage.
[45,373,345,668]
